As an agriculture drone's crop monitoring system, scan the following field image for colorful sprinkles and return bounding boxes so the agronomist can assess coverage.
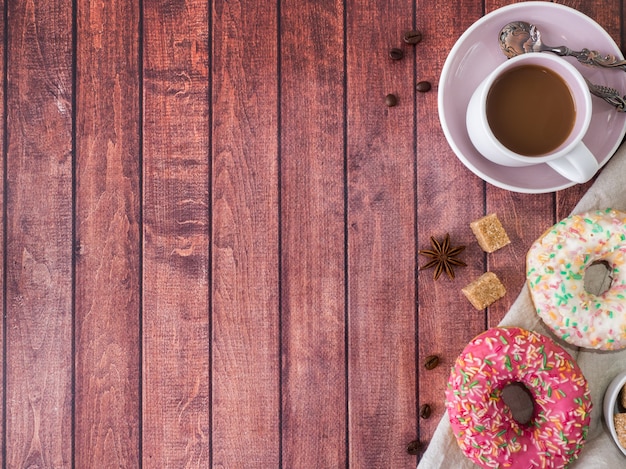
[526,208,626,350]
[445,327,591,469]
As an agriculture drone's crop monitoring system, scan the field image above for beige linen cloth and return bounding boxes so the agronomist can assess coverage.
[418,142,626,469]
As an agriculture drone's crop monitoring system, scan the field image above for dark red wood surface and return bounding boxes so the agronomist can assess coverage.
[0,0,623,467]
[6,1,73,466]
[75,0,141,466]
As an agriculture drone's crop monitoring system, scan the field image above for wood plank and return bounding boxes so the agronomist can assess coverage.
[211,0,280,467]
[142,0,210,466]
[415,0,486,452]
[0,0,4,466]
[280,0,346,467]
[5,0,73,466]
[347,1,417,467]
[484,190,556,325]
[74,0,141,466]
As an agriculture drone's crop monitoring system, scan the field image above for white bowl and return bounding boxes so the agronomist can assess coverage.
[603,370,626,456]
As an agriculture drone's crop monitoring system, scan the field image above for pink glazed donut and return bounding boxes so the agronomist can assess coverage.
[445,327,591,469]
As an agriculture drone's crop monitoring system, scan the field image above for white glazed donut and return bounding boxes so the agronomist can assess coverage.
[526,208,626,350]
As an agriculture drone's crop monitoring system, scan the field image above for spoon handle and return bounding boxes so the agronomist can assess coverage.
[584,78,626,112]
[553,47,626,72]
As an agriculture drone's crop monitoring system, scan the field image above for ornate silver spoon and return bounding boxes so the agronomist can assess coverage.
[499,21,626,70]
[499,21,626,111]
[584,79,626,111]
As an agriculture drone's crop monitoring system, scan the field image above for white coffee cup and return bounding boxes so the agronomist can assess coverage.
[466,53,597,184]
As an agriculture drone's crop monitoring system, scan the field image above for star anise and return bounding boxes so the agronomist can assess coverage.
[418,233,467,280]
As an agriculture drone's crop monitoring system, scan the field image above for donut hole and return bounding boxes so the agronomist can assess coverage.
[502,382,535,425]
[584,260,613,296]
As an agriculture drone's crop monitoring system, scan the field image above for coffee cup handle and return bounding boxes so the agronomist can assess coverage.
[546,142,598,184]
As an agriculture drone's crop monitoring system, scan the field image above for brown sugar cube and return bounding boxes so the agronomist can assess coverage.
[470,213,511,253]
[614,413,626,448]
[462,272,506,310]
[621,384,626,409]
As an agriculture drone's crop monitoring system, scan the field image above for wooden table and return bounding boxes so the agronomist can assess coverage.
[1,0,622,467]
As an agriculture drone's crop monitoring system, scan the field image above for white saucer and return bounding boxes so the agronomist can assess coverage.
[438,2,626,193]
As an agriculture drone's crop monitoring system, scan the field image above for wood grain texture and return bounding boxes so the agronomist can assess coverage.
[142,0,210,466]
[0,0,4,466]
[415,0,486,449]
[347,1,417,467]
[211,0,280,467]
[5,0,73,466]
[485,190,556,326]
[74,0,141,466]
[0,1,623,467]
[280,0,347,467]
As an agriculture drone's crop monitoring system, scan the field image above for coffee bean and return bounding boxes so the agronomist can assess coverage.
[385,94,398,107]
[406,439,422,455]
[389,48,404,60]
[419,403,432,419]
[424,354,439,370]
[416,81,432,93]
[403,30,423,45]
